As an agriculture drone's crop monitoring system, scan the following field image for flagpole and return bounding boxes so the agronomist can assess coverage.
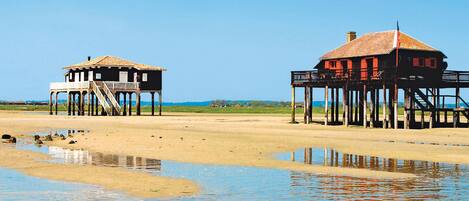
[394,21,400,129]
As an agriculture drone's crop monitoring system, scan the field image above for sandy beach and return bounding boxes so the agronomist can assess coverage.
[1,111,469,198]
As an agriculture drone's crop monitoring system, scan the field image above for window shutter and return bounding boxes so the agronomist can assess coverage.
[413,58,420,67]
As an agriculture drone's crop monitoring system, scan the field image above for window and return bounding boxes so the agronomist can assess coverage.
[89,71,93,81]
[425,58,437,68]
[95,73,102,80]
[142,73,148,82]
[413,57,425,67]
[330,61,337,68]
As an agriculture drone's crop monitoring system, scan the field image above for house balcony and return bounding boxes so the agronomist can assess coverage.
[50,81,140,92]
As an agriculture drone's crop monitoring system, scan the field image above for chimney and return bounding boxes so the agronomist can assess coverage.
[87,56,91,61]
[346,31,357,43]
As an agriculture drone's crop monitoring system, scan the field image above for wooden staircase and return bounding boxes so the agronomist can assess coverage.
[91,81,121,116]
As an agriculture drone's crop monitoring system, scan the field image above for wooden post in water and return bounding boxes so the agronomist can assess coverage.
[324,84,329,126]
[455,86,460,127]
[290,86,296,123]
[95,95,99,116]
[430,88,436,128]
[355,90,359,124]
[304,87,308,124]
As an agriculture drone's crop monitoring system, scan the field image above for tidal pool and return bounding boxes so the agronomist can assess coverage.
[3,129,469,200]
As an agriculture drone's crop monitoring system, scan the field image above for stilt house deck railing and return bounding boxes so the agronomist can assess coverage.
[50,81,140,92]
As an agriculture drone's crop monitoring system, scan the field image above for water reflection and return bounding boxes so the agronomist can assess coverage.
[288,147,463,179]
[48,146,161,172]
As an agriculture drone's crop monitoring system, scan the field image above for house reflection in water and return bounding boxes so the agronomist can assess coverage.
[48,146,161,171]
[290,147,462,178]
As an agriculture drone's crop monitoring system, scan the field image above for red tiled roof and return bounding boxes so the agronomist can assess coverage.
[64,56,166,71]
[320,30,442,60]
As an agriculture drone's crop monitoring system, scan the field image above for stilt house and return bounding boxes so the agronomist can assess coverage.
[291,30,469,129]
[49,56,166,116]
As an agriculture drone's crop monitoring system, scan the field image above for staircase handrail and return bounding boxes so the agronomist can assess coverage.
[102,82,121,113]
[91,81,112,115]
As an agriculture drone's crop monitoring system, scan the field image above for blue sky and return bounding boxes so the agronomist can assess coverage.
[1,0,468,101]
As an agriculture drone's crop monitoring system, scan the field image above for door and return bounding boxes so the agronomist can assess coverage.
[119,71,128,82]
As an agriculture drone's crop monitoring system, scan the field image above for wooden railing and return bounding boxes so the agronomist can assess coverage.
[102,82,121,113]
[50,81,90,91]
[91,81,112,115]
[442,70,469,83]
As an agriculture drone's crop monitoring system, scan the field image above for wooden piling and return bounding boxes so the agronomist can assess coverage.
[331,87,335,124]
[87,92,91,116]
[370,87,375,128]
[393,83,398,129]
[67,92,71,116]
[343,84,349,126]
[151,92,155,116]
[335,87,339,123]
[129,93,132,116]
[49,92,53,115]
[54,92,59,115]
[324,84,329,126]
[363,84,367,128]
[291,87,296,123]
[309,87,313,122]
[136,92,141,116]
[158,91,162,116]
[123,93,127,116]
[383,83,387,128]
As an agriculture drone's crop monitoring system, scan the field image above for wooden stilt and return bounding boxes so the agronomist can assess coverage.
[67,92,71,116]
[291,86,296,123]
[455,86,460,127]
[375,88,379,123]
[331,87,335,124]
[87,92,91,116]
[383,83,387,128]
[335,87,339,123]
[343,84,349,126]
[388,85,394,128]
[436,88,440,126]
[49,92,53,115]
[430,88,436,128]
[421,109,425,129]
[309,87,313,122]
[354,90,359,123]
[359,89,363,125]
[404,88,409,129]
[123,93,127,116]
[304,87,308,124]
[370,87,375,128]
[151,92,155,116]
[363,84,367,128]
[81,92,85,116]
[72,93,76,115]
[158,91,162,116]
[55,92,59,115]
[324,84,329,126]
[95,95,99,116]
[129,93,132,116]
[136,92,141,116]
[91,93,94,116]
[443,97,447,125]
[393,83,398,129]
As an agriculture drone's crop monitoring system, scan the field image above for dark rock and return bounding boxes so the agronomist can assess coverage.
[59,134,66,140]
[151,135,155,138]
[44,135,53,141]
[69,140,77,144]
[68,134,74,138]
[34,135,40,141]
[1,134,11,139]
[159,136,163,139]
[10,137,16,143]
[35,139,43,144]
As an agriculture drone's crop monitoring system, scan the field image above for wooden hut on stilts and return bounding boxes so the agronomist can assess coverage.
[49,56,165,116]
[291,27,469,129]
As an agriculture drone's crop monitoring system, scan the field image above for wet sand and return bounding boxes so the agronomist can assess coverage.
[1,111,469,197]
[0,145,198,198]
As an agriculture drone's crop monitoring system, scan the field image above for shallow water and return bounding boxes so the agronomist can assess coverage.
[0,167,138,201]
[3,129,469,200]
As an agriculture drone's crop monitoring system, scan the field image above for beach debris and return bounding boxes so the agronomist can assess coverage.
[1,134,16,143]
[202,138,206,141]
[35,139,43,144]
[68,134,74,138]
[34,135,40,141]
[69,140,77,144]
[180,137,183,141]
[2,134,11,140]
[159,136,163,139]
[151,135,155,138]
[44,135,53,141]
[54,132,59,137]
[59,134,66,140]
